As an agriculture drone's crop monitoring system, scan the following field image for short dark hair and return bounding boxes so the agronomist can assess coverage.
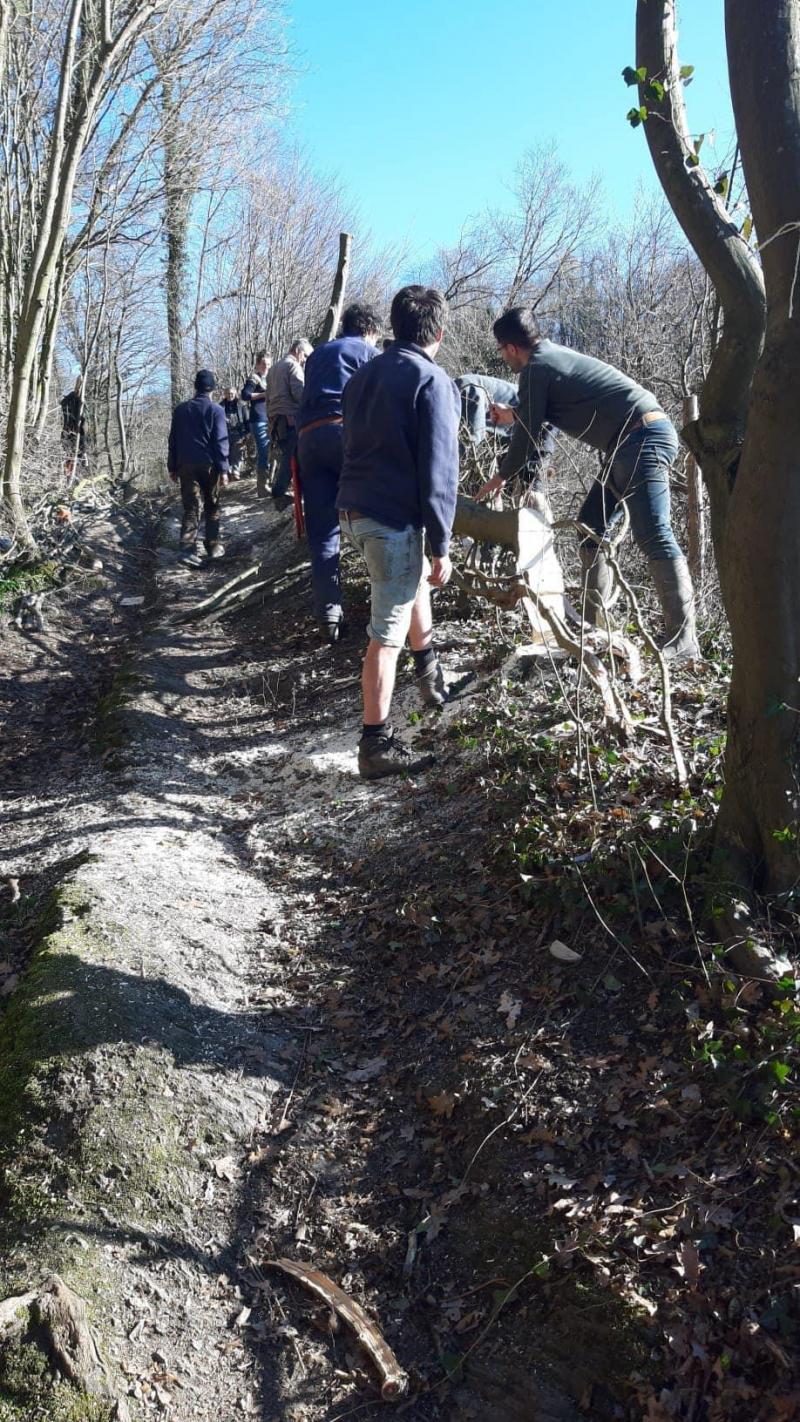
[390,285,447,346]
[492,307,541,349]
[341,302,381,338]
[254,349,268,363]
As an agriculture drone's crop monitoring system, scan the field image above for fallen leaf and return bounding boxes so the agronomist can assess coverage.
[497,990,522,1028]
[427,1091,456,1119]
[212,1154,239,1182]
[549,940,582,963]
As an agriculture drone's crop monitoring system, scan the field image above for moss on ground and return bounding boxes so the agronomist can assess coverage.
[0,562,60,614]
[0,1342,115,1422]
[94,665,143,765]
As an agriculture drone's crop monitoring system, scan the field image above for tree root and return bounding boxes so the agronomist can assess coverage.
[0,1274,130,1419]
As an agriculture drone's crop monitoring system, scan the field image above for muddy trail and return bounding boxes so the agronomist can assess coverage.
[1,483,794,1422]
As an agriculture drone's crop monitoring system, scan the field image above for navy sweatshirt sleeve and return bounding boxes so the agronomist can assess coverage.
[167,415,177,474]
[417,375,459,556]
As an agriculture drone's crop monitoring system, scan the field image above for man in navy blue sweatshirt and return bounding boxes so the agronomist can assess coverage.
[167,369,230,560]
[297,302,381,642]
[338,285,460,780]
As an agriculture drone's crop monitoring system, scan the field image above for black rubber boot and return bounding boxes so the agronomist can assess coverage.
[649,556,701,662]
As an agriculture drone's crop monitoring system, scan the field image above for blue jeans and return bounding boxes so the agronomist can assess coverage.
[271,416,297,498]
[298,424,343,619]
[455,374,518,443]
[340,514,424,647]
[579,418,682,561]
[251,418,269,472]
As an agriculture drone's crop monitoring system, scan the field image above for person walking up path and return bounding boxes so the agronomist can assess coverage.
[267,338,312,508]
[168,369,230,561]
[337,285,460,780]
[297,303,382,642]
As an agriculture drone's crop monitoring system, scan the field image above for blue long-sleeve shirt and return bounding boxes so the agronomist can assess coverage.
[299,335,379,429]
[337,342,460,558]
[167,394,229,474]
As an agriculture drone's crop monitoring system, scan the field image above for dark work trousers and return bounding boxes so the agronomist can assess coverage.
[179,464,222,552]
[271,415,298,498]
[297,423,343,620]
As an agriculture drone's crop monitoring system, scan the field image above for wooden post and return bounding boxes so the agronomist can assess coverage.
[683,393,705,591]
[318,232,352,344]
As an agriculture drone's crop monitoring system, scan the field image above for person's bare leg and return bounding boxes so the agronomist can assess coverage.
[408,558,433,652]
[362,640,401,724]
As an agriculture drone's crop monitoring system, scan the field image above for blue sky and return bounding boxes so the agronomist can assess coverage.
[285,0,734,264]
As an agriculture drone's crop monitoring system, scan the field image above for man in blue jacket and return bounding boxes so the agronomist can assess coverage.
[298,302,382,642]
[338,285,460,780]
[167,369,230,560]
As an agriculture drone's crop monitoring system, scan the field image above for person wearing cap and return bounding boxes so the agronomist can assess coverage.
[477,306,700,660]
[297,302,382,642]
[266,337,313,508]
[167,369,230,560]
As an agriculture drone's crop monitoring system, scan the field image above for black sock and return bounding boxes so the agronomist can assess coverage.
[412,647,436,675]
[362,720,391,740]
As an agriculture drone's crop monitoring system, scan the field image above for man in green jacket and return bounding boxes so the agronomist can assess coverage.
[478,306,700,661]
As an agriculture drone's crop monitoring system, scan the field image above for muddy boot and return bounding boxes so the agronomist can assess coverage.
[649,556,701,662]
[205,542,225,561]
[358,729,435,781]
[413,649,446,708]
[579,543,614,627]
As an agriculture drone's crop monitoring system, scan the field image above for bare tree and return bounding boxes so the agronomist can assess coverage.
[634,0,800,904]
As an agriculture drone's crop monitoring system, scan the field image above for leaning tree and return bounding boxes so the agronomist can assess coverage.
[632,0,800,913]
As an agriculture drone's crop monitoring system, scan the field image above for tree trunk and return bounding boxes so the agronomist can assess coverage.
[318,232,352,344]
[713,0,800,893]
[161,75,192,408]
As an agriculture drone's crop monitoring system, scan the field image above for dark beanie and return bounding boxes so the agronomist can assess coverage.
[194,369,216,392]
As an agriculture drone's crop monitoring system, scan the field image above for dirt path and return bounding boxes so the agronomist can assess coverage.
[1,488,596,1419]
[9,485,789,1422]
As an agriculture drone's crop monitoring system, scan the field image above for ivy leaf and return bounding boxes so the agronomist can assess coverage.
[627,106,649,128]
[741,215,753,241]
[714,174,729,197]
[643,79,665,103]
[773,1061,792,1085]
[680,64,695,81]
[622,64,648,86]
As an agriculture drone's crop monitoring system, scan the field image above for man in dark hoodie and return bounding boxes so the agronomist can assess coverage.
[167,369,230,560]
[337,285,460,780]
[297,302,382,642]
